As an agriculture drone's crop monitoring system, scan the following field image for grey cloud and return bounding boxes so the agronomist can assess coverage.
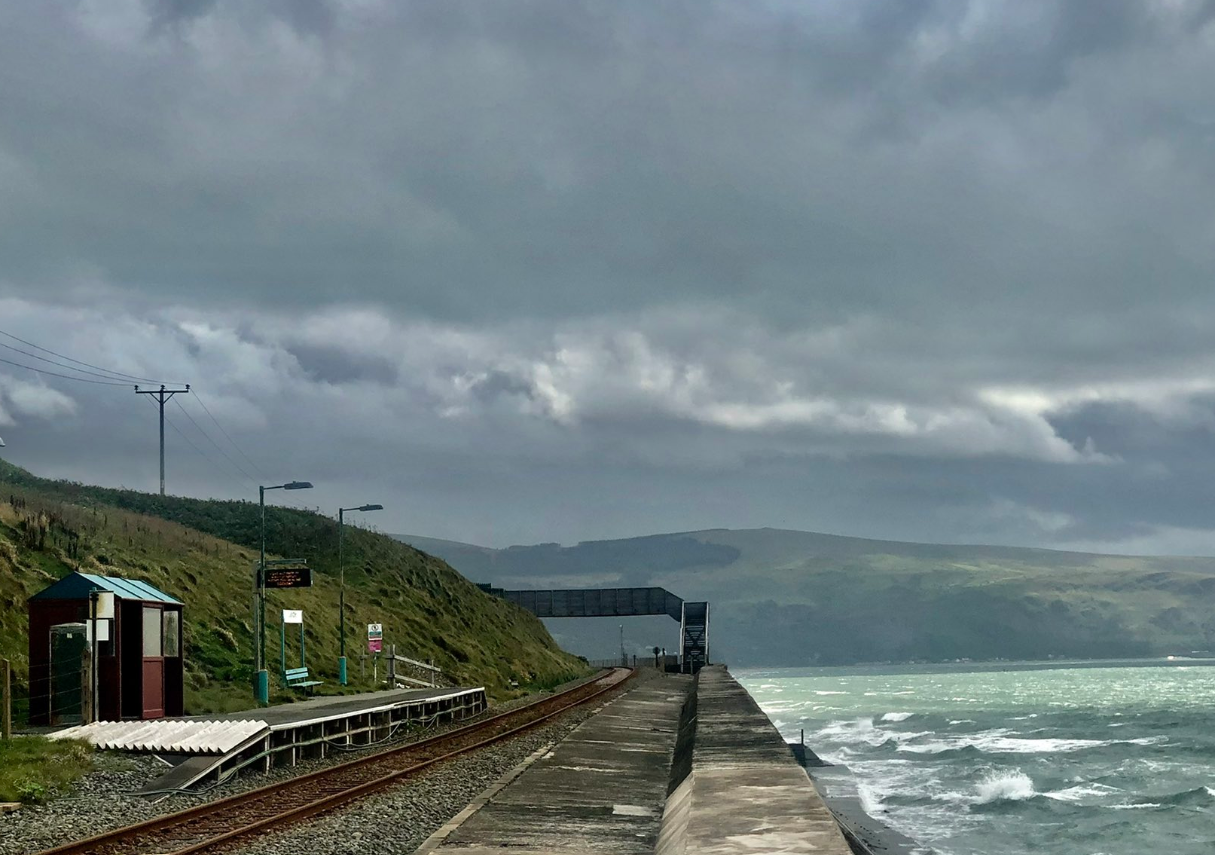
[5,2,1215,556]
[0,0,1212,327]
[286,342,399,386]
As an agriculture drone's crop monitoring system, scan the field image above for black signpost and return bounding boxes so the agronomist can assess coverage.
[263,566,312,589]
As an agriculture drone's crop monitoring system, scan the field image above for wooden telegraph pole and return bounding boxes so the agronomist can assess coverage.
[134,384,190,495]
[2,658,11,740]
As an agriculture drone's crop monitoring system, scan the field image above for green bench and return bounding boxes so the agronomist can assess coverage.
[283,666,323,693]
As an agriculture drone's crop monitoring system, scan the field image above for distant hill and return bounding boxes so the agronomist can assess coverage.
[394,528,1215,666]
[0,460,585,714]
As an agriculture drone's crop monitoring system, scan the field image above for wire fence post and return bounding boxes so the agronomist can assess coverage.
[2,658,11,740]
[80,648,93,725]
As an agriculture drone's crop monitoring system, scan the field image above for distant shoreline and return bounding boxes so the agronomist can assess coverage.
[734,656,1215,677]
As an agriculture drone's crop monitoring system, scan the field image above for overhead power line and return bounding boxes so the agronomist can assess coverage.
[142,396,251,494]
[172,397,259,486]
[192,392,268,480]
[0,340,152,383]
[2,327,281,499]
[0,354,131,385]
[0,327,179,385]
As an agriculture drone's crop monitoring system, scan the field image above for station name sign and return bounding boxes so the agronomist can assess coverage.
[263,567,312,589]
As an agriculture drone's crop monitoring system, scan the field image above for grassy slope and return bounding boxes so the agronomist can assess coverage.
[396,528,1215,666]
[0,461,586,714]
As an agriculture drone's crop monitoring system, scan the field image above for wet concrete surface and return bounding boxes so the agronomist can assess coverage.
[656,665,853,855]
[424,672,692,855]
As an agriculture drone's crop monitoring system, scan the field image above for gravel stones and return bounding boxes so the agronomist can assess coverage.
[0,673,609,855]
[0,752,167,855]
[234,706,606,855]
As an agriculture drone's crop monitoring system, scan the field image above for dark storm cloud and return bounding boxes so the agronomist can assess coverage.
[4,1,1215,554]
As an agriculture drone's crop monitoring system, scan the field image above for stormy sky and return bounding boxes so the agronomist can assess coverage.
[4,0,1215,554]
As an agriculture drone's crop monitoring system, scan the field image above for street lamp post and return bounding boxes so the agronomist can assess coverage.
[254,480,313,704]
[338,503,383,685]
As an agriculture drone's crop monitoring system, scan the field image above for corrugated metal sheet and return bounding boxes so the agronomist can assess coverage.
[30,571,180,604]
[78,573,181,604]
[48,718,267,754]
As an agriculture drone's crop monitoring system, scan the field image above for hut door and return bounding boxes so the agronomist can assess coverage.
[141,606,165,719]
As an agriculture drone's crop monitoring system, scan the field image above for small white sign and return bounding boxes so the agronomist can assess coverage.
[95,619,111,642]
[367,623,382,638]
[96,591,115,620]
[282,609,303,624]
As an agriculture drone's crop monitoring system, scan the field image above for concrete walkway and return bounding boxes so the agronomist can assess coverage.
[421,673,692,855]
[655,665,852,855]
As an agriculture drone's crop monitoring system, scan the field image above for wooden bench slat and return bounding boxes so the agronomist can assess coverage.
[283,666,322,691]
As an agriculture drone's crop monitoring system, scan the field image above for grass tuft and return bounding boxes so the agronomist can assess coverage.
[0,736,93,803]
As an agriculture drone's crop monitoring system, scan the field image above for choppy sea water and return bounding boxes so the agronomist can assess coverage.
[736,661,1215,855]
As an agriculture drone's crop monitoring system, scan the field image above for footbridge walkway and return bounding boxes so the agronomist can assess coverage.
[478,585,709,671]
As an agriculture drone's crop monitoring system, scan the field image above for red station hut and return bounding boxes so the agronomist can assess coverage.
[28,572,184,724]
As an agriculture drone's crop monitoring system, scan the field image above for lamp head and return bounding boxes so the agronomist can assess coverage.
[284,481,313,490]
[359,504,384,512]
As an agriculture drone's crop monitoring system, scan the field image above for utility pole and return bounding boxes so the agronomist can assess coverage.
[2,658,11,740]
[134,384,190,496]
[338,503,383,685]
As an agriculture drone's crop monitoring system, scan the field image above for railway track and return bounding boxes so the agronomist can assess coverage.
[35,667,634,855]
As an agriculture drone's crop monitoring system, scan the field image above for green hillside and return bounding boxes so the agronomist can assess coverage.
[396,528,1215,666]
[0,460,586,716]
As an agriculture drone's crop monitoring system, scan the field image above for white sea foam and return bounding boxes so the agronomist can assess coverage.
[856,781,884,816]
[882,712,914,722]
[896,730,1167,756]
[975,770,1036,803]
[1044,782,1122,803]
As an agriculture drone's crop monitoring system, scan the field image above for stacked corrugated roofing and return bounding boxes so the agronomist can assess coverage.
[47,719,268,754]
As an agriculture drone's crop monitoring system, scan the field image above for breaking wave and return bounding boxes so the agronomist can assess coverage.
[975,770,1037,804]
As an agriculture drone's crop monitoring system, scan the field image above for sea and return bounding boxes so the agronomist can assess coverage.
[736,660,1215,855]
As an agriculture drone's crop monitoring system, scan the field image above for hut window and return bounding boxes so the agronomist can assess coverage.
[142,607,162,657]
[163,611,180,658]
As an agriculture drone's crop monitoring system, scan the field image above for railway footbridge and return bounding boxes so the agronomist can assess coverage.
[478,585,709,672]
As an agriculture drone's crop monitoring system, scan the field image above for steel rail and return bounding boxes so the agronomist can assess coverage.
[35,668,634,855]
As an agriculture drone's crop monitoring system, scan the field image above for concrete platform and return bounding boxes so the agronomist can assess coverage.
[186,685,475,728]
[421,672,693,855]
[656,665,852,855]
[139,684,486,796]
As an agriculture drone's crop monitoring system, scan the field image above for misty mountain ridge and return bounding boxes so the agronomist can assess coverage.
[395,528,1215,667]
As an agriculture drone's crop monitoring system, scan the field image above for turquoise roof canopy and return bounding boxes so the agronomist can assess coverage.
[29,571,181,605]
